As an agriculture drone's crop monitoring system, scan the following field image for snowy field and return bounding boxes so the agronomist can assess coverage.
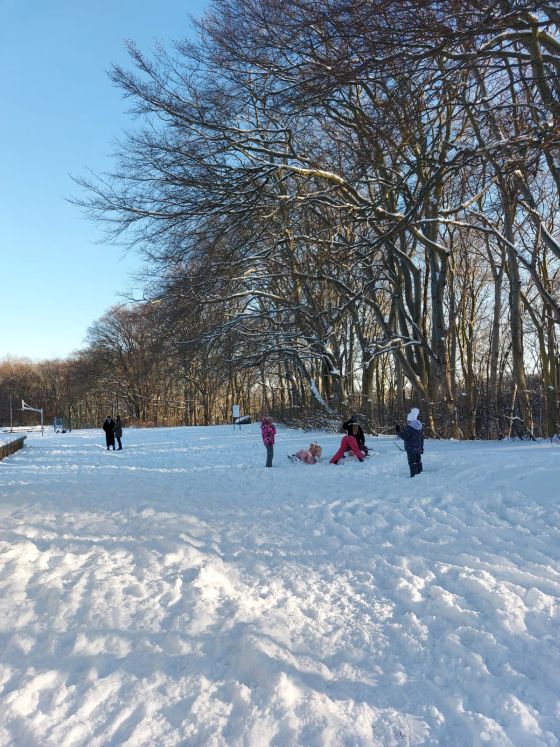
[0,424,559,746]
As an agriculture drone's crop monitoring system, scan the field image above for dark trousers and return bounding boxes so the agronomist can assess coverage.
[115,436,122,450]
[265,445,273,467]
[407,452,422,477]
[105,435,115,450]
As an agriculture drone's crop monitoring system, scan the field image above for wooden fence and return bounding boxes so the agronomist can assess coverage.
[0,436,26,461]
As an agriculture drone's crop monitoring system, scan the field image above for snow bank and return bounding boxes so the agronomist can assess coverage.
[0,425,559,745]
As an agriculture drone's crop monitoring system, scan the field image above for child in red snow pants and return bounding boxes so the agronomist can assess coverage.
[329,435,364,464]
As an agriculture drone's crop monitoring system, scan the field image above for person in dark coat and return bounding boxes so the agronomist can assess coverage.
[114,415,123,450]
[396,407,424,476]
[343,416,368,456]
[330,417,365,464]
[103,416,115,450]
[330,434,365,464]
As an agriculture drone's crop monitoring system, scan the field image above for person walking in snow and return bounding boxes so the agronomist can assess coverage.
[114,415,123,450]
[261,416,276,467]
[103,415,116,450]
[396,407,424,477]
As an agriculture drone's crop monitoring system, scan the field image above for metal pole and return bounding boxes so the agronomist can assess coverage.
[9,394,13,432]
[21,401,44,435]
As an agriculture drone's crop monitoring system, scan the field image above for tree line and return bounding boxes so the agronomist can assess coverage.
[3,1,560,438]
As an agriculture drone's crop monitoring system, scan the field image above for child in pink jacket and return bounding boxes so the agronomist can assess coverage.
[261,416,276,467]
[290,442,322,464]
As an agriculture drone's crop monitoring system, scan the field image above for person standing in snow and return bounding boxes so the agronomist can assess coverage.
[103,415,116,450]
[261,416,276,467]
[114,415,123,450]
[396,407,424,477]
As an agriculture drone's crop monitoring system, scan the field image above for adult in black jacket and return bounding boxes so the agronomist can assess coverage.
[114,415,123,450]
[103,416,115,450]
[396,407,424,476]
[342,416,368,456]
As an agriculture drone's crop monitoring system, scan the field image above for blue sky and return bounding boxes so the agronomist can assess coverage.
[1,0,208,360]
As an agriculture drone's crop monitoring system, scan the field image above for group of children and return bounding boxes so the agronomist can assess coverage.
[260,408,424,477]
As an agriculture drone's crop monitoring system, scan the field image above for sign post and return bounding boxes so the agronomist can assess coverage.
[232,404,241,430]
[21,400,44,437]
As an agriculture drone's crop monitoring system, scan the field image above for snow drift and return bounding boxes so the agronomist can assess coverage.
[0,425,558,745]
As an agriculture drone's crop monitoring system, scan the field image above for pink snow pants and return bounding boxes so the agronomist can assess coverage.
[329,435,363,463]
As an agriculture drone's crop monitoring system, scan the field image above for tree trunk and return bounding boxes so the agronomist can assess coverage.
[504,199,532,430]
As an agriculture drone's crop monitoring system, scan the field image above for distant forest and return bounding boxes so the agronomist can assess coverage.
[2,1,560,439]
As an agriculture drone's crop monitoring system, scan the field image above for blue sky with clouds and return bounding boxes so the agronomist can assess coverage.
[1,0,207,360]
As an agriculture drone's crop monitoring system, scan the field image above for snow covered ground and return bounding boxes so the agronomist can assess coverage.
[0,424,559,746]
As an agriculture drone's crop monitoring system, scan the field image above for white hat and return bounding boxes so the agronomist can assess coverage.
[407,407,420,421]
